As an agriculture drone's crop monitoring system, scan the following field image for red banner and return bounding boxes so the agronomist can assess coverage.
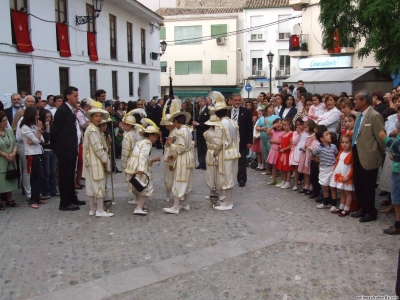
[11,9,34,52]
[56,23,71,57]
[87,32,98,61]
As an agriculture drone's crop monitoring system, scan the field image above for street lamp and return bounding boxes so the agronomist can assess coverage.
[76,0,104,25]
[150,40,168,60]
[267,50,274,93]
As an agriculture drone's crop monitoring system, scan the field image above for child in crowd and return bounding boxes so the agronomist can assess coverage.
[337,98,356,134]
[276,118,294,189]
[308,126,322,199]
[266,118,284,185]
[253,109,264,170]
[289,118,307,191]
[297,120,316,194]
[330,134,354,216]
[343,114,356,136]
[308,94,326,122]
[312,125,338,210]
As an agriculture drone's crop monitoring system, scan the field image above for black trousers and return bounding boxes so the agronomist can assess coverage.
[396,249,400,297]
[57,154,77,207]
[237,147,248,184]
[197,133,207,166]
[29,154,44,205]
[352,145,378,216]
[310,161,321,195]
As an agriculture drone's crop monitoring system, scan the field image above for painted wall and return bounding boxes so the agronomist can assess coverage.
[0,0,163,102]
[137,0,176,11]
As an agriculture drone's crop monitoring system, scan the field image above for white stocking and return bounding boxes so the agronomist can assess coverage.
[88,196,95,212]
[223,188,233,207]
[173,197,180,210]
[96,198,105,214]
[182,193,190,206]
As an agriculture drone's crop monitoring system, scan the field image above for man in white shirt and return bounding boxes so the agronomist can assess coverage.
[50,95,63,116]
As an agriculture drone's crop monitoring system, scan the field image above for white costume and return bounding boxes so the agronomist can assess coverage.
[204,127,218,190]
[214,117,240,189]
[121,130,141,170]
[83,123,109,198]
[164,127,178,190]
[125,138,154,196]
[170,125,195,198]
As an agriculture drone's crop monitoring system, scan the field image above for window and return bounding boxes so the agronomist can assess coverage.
[112,71,118,99]
[278,50,291,76]
[211,24,227,38]
[128,72,133,96]
[109,14,117,59]
[160,62,167,73]
[211,60,227,74]
[86,4,95,33]
[251,50,263,76]
[89,69,97,99]
[174,26,202,45]
[10,0,28,45]
[59,67,69,94]
[278,15,291,40]
[250,16,263,41]
[175,61,202,75]
[141,28,146,64]
[16,65,31,95]
[127,22,133,62]
[160,27,166,40]
[55,0,67,23]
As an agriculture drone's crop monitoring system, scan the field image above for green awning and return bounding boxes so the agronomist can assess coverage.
[173,91,209,99]
[211,87,242,93]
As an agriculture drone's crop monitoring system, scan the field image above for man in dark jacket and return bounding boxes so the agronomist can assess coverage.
[193,97,210,170]
[154,98,164,149]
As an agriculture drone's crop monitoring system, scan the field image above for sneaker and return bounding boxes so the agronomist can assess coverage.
[96,211,114,217]
[133,209,147,215]
[329,206,338,212]
[179,205,190,211]
[163,207,179,214]
[267,180,277,186]
[292,186,298,191]
[275,181,284,188]
[281,182,291,189]
[128,200,138,205]
[89,210,96,216]
[205,196,210,200]
[165,197,170,202]
[214,204,233,211]
[316,203,331,209]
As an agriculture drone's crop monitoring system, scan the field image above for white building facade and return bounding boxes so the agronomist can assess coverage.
[0,0,164,107]
[157,8,244,99]
[242,0,301,97]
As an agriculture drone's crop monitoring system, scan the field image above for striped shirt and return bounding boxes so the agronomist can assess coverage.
[312,143,338,167]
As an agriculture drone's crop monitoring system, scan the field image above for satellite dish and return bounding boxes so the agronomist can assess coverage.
[292,24,302,35]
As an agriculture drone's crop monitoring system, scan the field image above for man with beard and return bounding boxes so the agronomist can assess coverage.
[4,93,21,125]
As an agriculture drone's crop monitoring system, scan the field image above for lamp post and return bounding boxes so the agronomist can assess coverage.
[76,0,104,25]
[150,40,168,60]
[267,50,274,93]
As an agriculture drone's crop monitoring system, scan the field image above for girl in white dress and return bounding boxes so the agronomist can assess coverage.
[329,134,354,217]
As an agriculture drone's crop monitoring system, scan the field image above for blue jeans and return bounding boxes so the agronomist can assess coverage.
[42,151,58,196]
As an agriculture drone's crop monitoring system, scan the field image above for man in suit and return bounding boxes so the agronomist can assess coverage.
[192,97,210,170]
[229,93,253,187]
[4,93,21,125]
[351,90,385,222]
[154,98,164,149]
[51,86,85,211]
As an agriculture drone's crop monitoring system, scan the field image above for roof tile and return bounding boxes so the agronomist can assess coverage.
[244,0,289,8]
[156,7,243,16]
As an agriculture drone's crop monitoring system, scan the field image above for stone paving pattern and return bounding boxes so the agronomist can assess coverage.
[0,149,398,300]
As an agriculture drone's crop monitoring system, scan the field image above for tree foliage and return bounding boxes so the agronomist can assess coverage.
[319,0,400,75]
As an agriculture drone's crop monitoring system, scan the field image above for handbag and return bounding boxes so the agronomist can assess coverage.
[6,161,19,180]
[129,172,149,192]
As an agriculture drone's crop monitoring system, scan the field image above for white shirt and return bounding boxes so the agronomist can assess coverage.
[20,124,44,155]
[318,107,341,133]
[353,106,371,144]
[274,105,282,116]
[282,108,291,119]
[231,107,239,123]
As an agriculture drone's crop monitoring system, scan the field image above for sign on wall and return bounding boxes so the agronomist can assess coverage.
[298,56,352,69]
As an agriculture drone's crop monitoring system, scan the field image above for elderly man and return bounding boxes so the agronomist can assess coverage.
[193,97,210,170]
[4,93,21,125]
[228,93,253,187]
[351,90,385,222]
[12,95,34,131]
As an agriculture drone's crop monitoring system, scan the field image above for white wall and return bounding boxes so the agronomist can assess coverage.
[0,0,163,102]
[137,0,176,11]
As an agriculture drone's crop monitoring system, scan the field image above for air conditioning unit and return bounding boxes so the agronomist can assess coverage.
[216,37,226,45]
[276,70,282,77]
[255,70,265,77]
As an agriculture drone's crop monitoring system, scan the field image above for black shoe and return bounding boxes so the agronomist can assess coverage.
[298,188,308,194]
[309,193,318,199]
[51,192,60,196]
[196,165,202,169]
[239,181,245,187]
[314,197,323,203]
[383,225,400,235]
[72,199,86,205]
[350,209,365,218]
[59,205,80,211]
[379,191,389,196]
[359,214,377,223]
[305,190,312,196]
[115,169,122,174]
[202,166,207,170]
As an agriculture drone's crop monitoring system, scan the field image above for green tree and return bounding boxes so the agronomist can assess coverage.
[319,0,400,75]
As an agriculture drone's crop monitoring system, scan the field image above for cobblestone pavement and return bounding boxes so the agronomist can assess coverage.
[0,149,398,300]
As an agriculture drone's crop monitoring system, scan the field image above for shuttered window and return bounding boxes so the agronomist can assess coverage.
[160,27,166,40]
[160,61,167,72]
[174,26,202,45]
[211,24,227,38]
[211,60,227,74]
[175,61,202,75]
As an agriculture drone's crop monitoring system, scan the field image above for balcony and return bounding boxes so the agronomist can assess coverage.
[289,0,310,11]
[275,67,290,79]
[289,34,309,58]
